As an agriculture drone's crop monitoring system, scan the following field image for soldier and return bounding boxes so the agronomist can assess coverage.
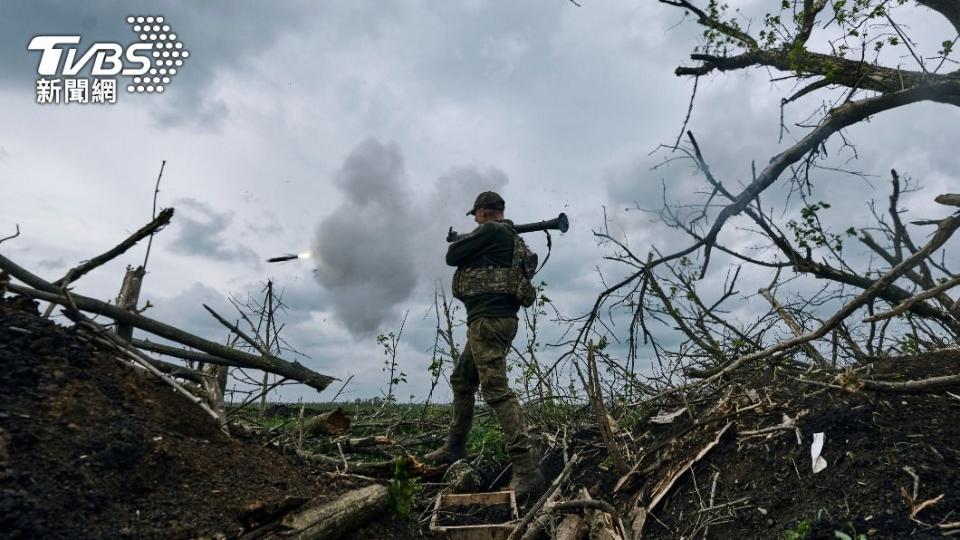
[425,191,545,501]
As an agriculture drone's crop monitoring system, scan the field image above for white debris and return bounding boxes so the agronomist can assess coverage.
[650,407,687,424]
[811,432,828,474]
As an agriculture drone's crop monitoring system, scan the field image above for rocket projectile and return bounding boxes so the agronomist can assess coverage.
[267,254,299,263]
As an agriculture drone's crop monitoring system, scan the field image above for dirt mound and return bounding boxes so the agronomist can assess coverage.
[632,355,960,539]
[0,296,361,539]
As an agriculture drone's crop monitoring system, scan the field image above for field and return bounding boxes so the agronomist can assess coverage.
[2,294,959,539]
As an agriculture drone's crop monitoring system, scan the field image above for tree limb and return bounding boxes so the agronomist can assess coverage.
[864,274,960,322]
[0,251,335,391]
[709,215,960,379]
[52,208,174,287]
[0,224,20,245]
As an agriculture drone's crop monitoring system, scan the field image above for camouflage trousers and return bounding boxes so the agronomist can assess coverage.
[450,316,530,456]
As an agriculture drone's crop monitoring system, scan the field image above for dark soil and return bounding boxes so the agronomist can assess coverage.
[436,501,513,527]
[641,352,960,540]
[0,295,369,539]
[341,513,425,539]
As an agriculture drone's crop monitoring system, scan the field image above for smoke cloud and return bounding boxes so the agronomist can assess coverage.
[311,138,509,336]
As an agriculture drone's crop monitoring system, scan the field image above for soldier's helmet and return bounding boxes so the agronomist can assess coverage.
[467,191,506,216]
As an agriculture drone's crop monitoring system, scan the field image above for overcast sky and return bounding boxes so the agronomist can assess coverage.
[1,0,957,402]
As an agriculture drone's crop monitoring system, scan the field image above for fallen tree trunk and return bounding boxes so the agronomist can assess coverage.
[297,450,436,478]
[277,484,389,540]
[132,338,236,366]
[333,435,397,451]
[303,409,350,436]
[862,374,960,392]
[2,275,333,391]
[141,355,209,385]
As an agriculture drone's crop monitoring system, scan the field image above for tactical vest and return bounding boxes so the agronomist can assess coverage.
[451,224,538,308]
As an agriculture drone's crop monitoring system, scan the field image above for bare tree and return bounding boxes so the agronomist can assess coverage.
[563,0,960,400]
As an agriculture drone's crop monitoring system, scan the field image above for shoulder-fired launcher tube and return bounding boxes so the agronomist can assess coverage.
[446,212,569,242]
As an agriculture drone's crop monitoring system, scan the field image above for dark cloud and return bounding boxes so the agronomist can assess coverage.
[168,197,259,264]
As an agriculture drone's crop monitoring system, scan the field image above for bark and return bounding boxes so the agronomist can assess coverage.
[132,338,236,366]
[334,435,397,451]
[864,274,960,323]
[303,409,350,436]
[863,374,960,392]
[201,363,228,425]
[521,482,568,540]
[297,451,433,478]
[141,356,208,385]
[677,49,960,103]
[114,265,145,341]
[935,193,960,208]
[556,513,587,540]
[277,484,389,540]
[586,343,629,475]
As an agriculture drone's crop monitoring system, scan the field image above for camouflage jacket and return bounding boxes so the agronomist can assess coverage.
[446,220,522,323]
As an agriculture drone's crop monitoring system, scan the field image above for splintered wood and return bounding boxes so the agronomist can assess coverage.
[645,422,732,513]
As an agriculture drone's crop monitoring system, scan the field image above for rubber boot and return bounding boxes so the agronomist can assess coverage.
[509,450,545,502]
[424,392,474,464]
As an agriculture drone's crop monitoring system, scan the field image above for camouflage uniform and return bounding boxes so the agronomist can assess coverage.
[450,317,529,457]
[426,191,544,500]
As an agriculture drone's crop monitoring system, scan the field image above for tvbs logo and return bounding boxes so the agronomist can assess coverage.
[28,15,189,105]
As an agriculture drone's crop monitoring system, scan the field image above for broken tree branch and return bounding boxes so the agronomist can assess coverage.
[142,160,166,270]
[203,303,273,358]
[862,374,960,392]
[708,215,960,380]
[935,193,960,208]
[51,207,174,288]
[586,341,629,475]
[0,253,335,391]
[864,274,960,323]
[132,337,237,366]
[759,287,828,368]
[0,224,20,245]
